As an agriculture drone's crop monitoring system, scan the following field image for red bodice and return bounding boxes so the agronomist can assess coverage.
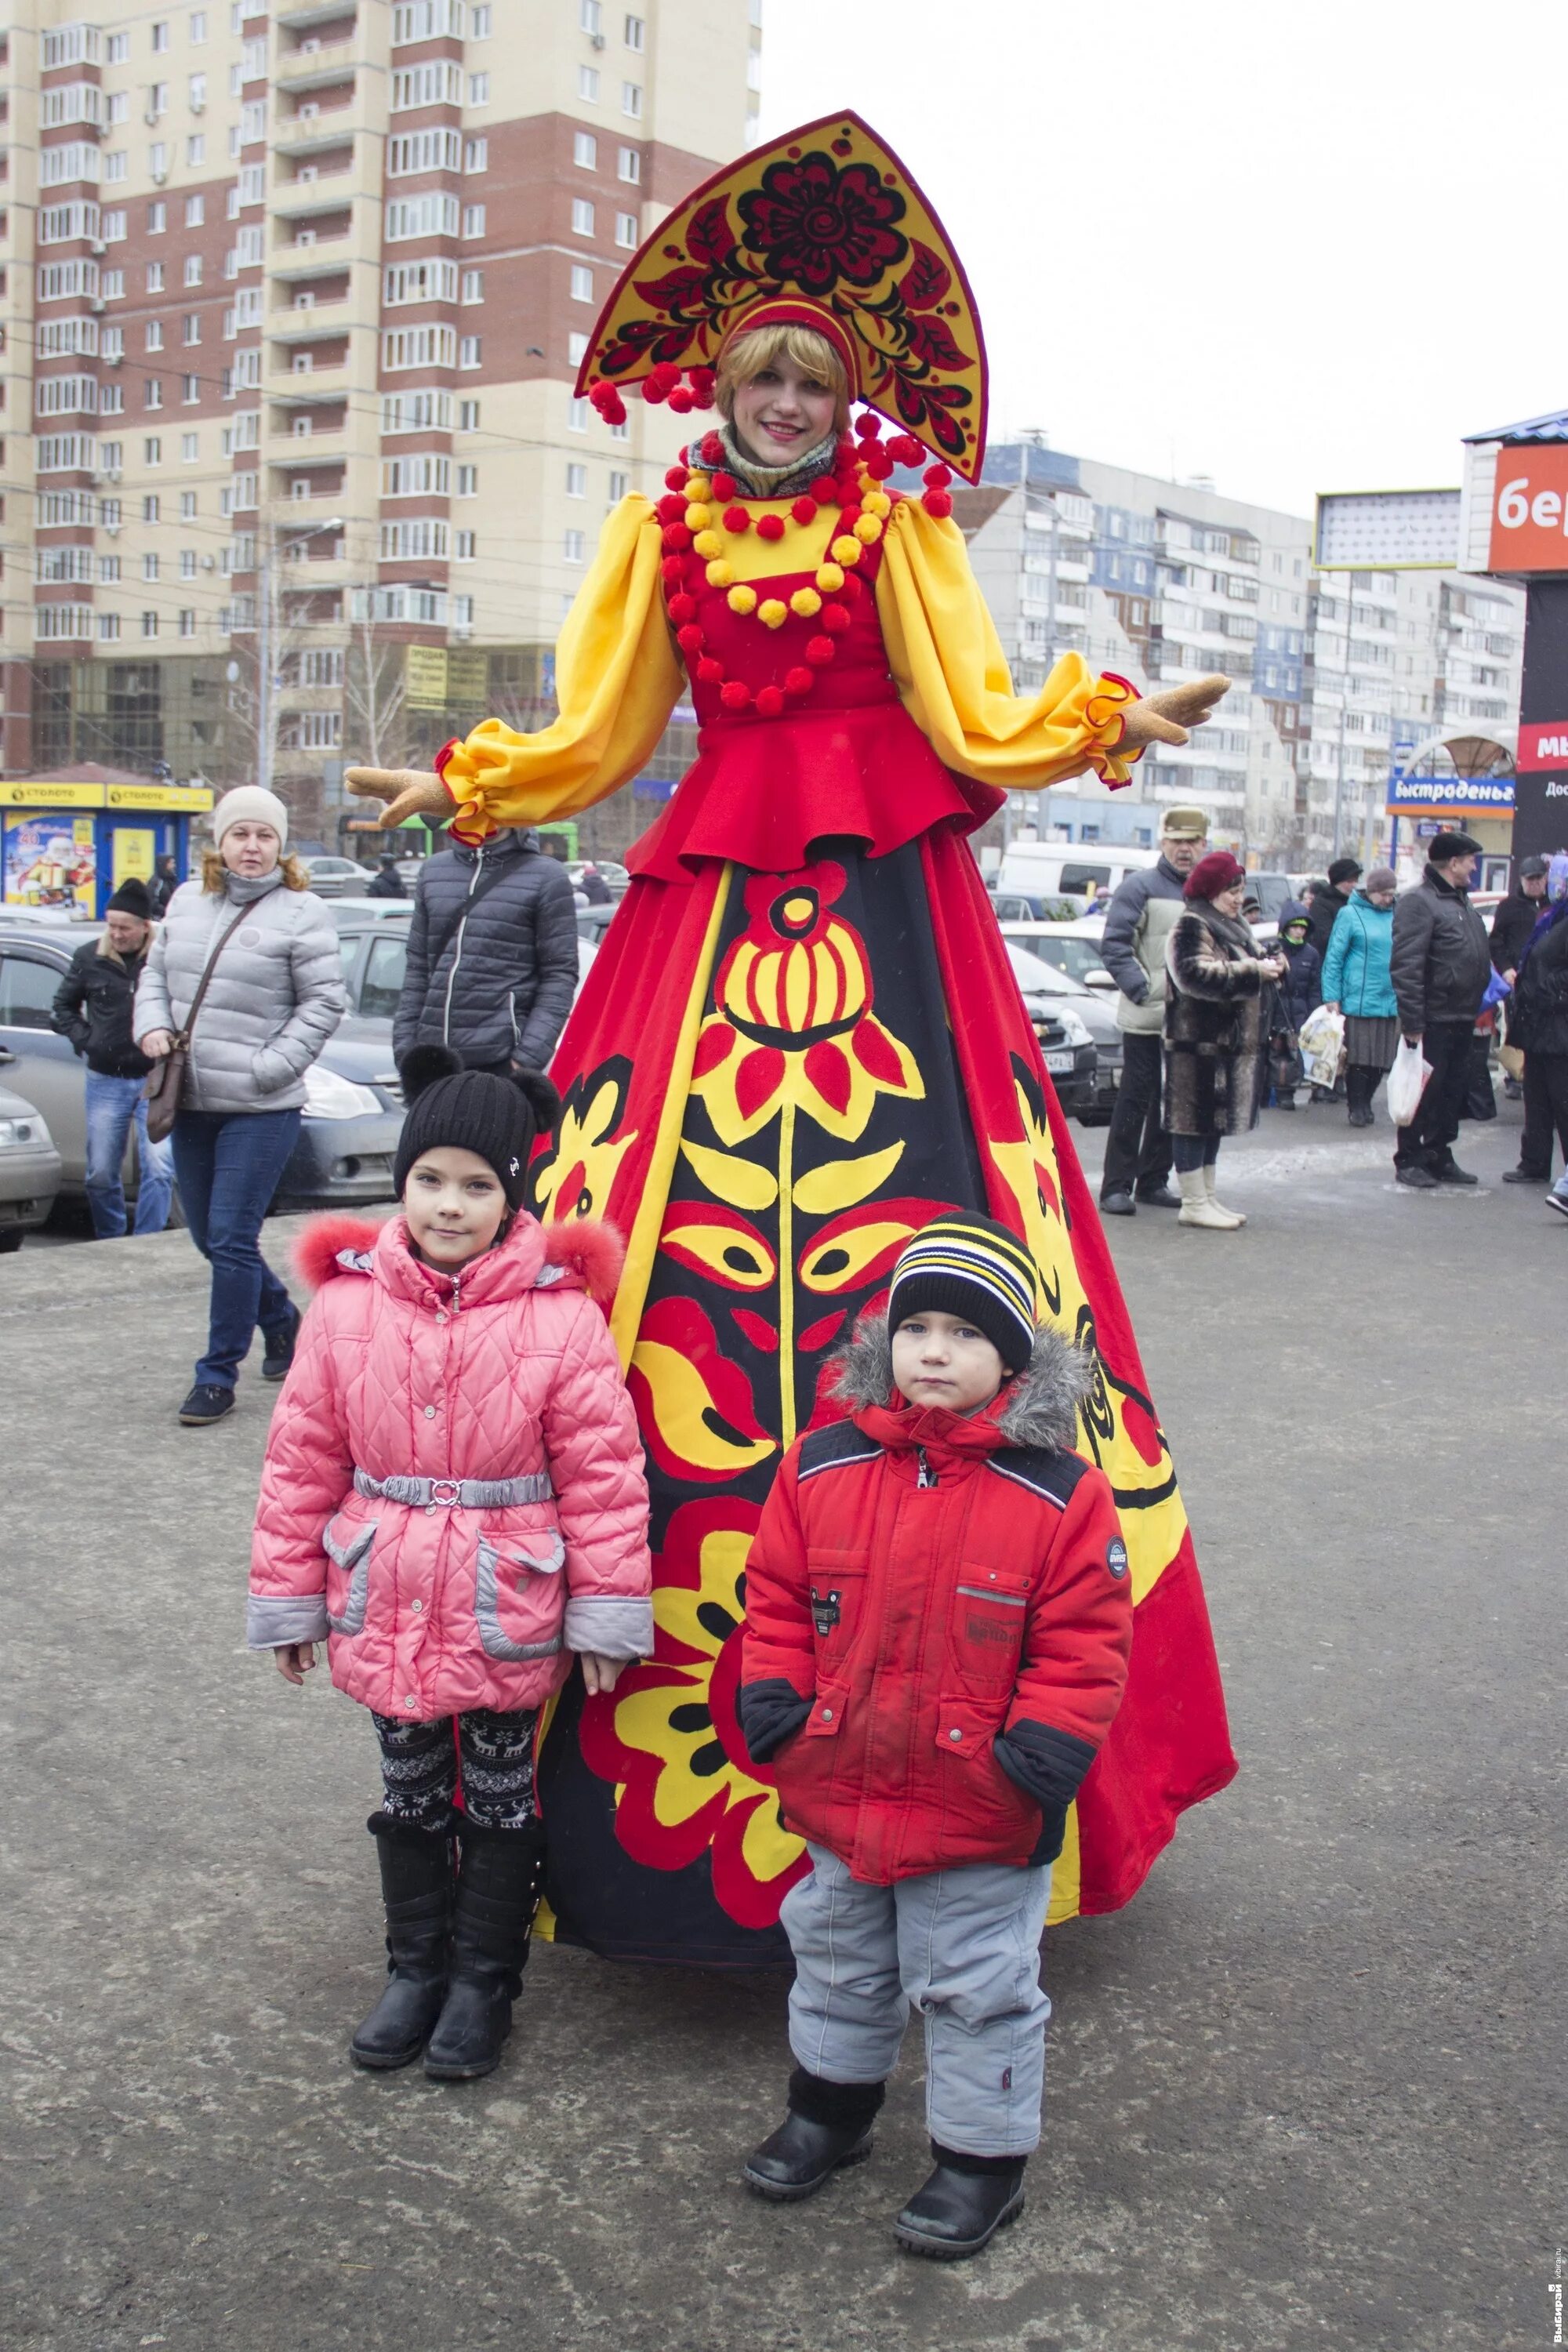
[629,556,1004,884]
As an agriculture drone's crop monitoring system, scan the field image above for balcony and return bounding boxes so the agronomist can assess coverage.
[265,429,350,466]
[272,176,364,220]
[278,0,361,24]
[276,38,361,92]
[267,245,355,285]
[263,355,352,401]
[269,292,354,331]
[272,95,376,158]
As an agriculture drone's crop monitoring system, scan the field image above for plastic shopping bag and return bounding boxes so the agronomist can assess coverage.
[1386,1035,1432,1127]
[1297,1004,1345,1091]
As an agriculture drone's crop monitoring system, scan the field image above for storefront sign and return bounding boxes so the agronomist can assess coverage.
[1516,720,1568,771]
[405,646,448,710]
[445,650,488,703]
[1314,488,1461,572]
[106,782,213,811]
[1,781,103,808]
[1486,445,1568,573]
[1385,773,1515,815]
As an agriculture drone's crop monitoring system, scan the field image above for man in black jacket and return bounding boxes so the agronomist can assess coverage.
[49,878,174,1238]
[1489,855,1550,979]
[1305,858,1363,961]
[1096,807,1210,1215]
[1388,832,1492,1190]
[365,854,407,900]
[393,826,579,1077]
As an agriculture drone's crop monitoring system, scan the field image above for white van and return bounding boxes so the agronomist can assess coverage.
[996,840,1160,902]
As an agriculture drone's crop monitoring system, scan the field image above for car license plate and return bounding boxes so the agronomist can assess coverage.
[1044,1049,1075,1073]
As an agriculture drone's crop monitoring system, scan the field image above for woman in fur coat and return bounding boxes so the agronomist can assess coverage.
[1163,852,1287,1231]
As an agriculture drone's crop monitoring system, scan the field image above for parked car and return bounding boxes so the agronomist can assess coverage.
[989,891,1090,924]
[1006,945,1121,1122]
[0,1080,62,1252]
[576,902,616,945]
[299,854,377,898]
[1004,942,1098,1116]
[567,859,630,898]
[0,920,404,1216]
[1000,917,1116,990]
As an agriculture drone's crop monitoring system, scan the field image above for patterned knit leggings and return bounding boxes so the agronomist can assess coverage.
[372,1708,540,1831]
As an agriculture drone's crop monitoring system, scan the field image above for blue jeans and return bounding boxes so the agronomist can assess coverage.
[169,1108,302,1388]
[84,1069,174,1240]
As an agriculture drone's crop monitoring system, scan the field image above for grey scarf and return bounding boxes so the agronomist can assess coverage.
[691,423,840,500]
[220,867,286,906]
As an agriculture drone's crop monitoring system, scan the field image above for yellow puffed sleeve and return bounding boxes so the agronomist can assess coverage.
[875,496,1141,789]
[438,496,682,838]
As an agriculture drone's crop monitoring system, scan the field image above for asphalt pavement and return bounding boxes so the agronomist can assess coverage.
[2,1092,1559,2352]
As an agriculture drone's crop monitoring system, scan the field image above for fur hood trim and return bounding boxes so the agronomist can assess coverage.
[292,1209,624,1302]
[829,1312,1092,1453]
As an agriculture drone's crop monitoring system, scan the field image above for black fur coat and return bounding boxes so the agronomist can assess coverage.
[1162,904,1272,1138]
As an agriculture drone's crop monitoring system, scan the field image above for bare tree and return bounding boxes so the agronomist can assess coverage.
[343,609,412,774]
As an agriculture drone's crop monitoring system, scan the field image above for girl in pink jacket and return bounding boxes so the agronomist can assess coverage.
[249,1051,652,2081]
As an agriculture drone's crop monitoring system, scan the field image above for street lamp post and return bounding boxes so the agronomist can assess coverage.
[256,514,343,796]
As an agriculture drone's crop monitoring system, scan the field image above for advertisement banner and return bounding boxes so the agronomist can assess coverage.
[2,781,103,808]
[1385,774,1515,817]
[3,810,97,906]
[405,646,448,710]
[1486,446,1568,574]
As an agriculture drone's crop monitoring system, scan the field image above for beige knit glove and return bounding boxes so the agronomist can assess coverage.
[344,766,452,829]
[1119,674,1232,752]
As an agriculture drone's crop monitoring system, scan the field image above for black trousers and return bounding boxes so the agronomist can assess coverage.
[1520,1050,1568,1177]
[1393,1020,1474,1172]
[1100,1032,1172,1199]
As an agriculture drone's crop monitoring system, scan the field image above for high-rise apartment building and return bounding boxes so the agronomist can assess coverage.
[1,0,758,842]
[962,441,1525,871]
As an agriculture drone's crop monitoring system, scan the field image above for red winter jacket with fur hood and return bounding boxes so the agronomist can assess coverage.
[739,1317,1132,1884]
[248,1210,652,1722]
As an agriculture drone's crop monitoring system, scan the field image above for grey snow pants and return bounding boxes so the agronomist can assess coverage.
[780,1842,1053,2157]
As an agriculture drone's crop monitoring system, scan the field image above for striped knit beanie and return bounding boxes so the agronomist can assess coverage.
[886,1211,1040,1374]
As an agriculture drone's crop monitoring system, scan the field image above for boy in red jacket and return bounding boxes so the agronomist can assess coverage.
[739,1212,1132,2259]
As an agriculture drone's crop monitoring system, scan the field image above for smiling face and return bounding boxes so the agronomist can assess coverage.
[220,819,281,878]
[890,1309,1007,1418]
[729,358,840,469]
[402,1145,509,1267]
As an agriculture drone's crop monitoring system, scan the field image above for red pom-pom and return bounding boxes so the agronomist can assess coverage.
[838,507,862,535]
[660,554,686,585]
[656,493,684,524]
[923,463,953,489]
[757,514,786,542]
[791,495,818,527]
[711,472,737,501]
[811,474,839,506]
[661,523,693,553]
[701,431,725,464]
[820,602,852,635]
[695,655,724,683]
[688,367,717,409]
[667,386,695,413]
[785,666,814,695]
[862,447,895,481]
[664,465,688,491]
[676,622,704,655]
[722,504,750,533]
[755,685,786,718]
[648,361,681,393]
[643,379,668,405]
[854,411,883,440]
[720,679,753,710]
[804,636,837,666]
[887,434,922,465]
[667,592,697,625]
[923,490,953,520]
[838,570,864,600]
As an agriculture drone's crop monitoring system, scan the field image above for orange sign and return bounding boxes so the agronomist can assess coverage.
[1488,445,1568,572]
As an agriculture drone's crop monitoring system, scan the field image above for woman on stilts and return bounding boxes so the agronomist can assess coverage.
[347,111,1238,1969]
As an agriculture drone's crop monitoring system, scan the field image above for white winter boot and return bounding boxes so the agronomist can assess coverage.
[1178,1167,1241,1229]
[1203,1163,1246,1226]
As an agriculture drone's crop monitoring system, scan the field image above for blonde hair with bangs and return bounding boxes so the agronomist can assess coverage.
[715,324,851,437]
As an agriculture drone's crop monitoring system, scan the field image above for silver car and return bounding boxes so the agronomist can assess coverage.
[0,1080,62,1252]
[300,854,377,899]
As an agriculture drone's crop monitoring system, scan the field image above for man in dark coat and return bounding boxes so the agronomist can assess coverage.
[49,878,175,1238]
[1490,854,1549,1101]
[1388,832,1492,1189]
[1096,806,1210,1216]
[365,854,407,900]
[1305,858,1362,961]
[150,854,180,916]
[393,825,578,1077]
[579,864,612,906]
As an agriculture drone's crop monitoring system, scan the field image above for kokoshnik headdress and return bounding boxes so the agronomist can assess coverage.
[575,109,990,485]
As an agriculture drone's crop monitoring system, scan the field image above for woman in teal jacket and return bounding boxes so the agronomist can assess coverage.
[1321,867,1399,1125]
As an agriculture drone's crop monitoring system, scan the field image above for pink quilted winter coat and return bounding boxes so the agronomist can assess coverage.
[248,1209,652,1721]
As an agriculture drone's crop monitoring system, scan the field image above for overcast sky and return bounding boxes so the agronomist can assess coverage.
[758,0,1567,522]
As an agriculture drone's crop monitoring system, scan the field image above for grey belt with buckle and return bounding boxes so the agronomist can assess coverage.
[354,1468,554,1509]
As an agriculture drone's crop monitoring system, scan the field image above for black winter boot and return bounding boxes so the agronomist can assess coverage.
[742,2067,884,2201]
[423,1818,543,2082]
[350,1813,455,2071]
[1345,1067,1375,1127]
[894,2143,1028,2259]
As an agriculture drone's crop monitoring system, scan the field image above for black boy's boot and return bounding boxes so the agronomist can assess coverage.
[423,1819,543,2082]
[894,2143,1028,2259]
[350,1813,455,2071]
[743,2067,884,2201]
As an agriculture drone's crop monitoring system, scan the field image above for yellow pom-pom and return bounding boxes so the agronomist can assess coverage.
[864,491,892,517]
[789,587,822,619]
[684,475,711,500]
[830,535,863,567]
[727,584,758,615]
[705,559,735,588]
[854,514,883,544]
[692,529,722,560]
[815,562,845,593]
[684,503,712,532]
[758,598,788,630]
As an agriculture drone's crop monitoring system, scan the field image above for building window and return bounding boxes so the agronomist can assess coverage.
[472,4,492,31]
[615,210,639,248]
[467,72,489,104]
[461,269,484,304]
[191,10,208,39]
[143,552,161,582]
[572,197,595,236]
[579,65,600,101]
[456,529,476,561]
[103,213,128,245]
[608,468,629,501]
[385,194,463,244]
[574,131,597,169]
[618,143,641,183]
[464,136,488,172]
[147,261,165,292]
[153,19,171,49]
[99,614,122,641]
[462,204,486,238]
[459,335,482,368]
[100,554,122,583]
[625,14,645,49]
[183,313,201,343]
[105,151,129,183]
[459,398,481,430]
[184,253,203,286]
[144,448,163,478]
[453,595,474,633]
[182,429,199,459]
[185,194,205,228]
[568,397,589,432]
[182,374,200,405]
[388,128,463,176]
[390,61,464,111]
[146,319,165,353]
[581,0,602,29]
[621,82,642,118]
[146,382,165,413]
[566,463,586,497]
[564,530,586,564]
[107,30,130,63]
[142,611,160,637]
[456,463,478,495]
[567,330,588,365]
[180,548,198,578]
[571,264,593,303]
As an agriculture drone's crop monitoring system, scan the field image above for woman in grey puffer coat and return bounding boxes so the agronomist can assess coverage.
[136,787,345,1426]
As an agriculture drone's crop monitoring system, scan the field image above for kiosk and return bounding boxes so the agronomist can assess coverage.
[0,769,212,915]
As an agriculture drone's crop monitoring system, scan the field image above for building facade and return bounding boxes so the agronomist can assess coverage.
[1,0,758,845]
[962,441,1525,872]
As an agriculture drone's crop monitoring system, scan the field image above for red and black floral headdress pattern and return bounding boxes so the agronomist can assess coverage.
[575,110,990,484]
